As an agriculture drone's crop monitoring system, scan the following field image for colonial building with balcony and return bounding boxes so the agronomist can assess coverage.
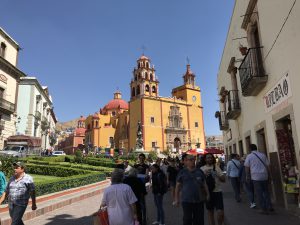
[0,27,26,149]
[217,0,300,209]
[16,77,57,151]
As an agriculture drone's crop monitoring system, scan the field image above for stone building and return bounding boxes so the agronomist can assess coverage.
[216,0,300,208]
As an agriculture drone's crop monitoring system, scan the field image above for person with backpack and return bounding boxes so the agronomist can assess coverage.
[226,153,241,202]
[200,153,225,225]
[175,154,209,225]
[151,164,167,225]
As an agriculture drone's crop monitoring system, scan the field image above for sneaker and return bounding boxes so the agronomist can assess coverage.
[152,222,159,225]
[250,203,256,209]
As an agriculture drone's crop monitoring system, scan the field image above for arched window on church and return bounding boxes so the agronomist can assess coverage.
[152,86,156,93]
[145,72,148,79]
[135,74,137,81]
[150,73,153,81]
[139,73,142,79]
[146,62,149,68]
[132,87,136,97]
[95,121,99,128]
[145,85,150,92]
[137,85,140,95]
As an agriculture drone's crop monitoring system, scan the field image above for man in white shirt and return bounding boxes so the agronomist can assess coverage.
[244,144,273,214]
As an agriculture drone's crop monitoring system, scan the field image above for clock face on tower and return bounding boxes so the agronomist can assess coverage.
[192,95,197,102]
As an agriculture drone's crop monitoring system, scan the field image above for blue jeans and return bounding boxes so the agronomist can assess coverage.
[253,180,272,211]
[9,204,27,225]
[154,193,164,224]
[182,202,204,225]
[230,177,241,201]
[243,180,255,203]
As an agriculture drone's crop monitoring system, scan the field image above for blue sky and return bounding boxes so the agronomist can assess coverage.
[0,0,234,135]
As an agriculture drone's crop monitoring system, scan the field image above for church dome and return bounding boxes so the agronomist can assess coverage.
[138,55,149,60]
[103,99,129,111]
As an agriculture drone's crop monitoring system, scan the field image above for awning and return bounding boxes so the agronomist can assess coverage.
[205,147,224,154]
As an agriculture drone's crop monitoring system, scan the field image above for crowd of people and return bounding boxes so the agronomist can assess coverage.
[99,152,227,225]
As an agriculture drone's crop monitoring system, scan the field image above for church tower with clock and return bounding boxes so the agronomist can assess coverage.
[129,56,205,153]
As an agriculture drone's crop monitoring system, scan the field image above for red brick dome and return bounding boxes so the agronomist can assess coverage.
[75,127,85,136]
[103,99,129,111]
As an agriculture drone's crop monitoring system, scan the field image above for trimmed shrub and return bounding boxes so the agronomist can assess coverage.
[26,164,89,177]
[34,173,106,196]
[74,150,83,163]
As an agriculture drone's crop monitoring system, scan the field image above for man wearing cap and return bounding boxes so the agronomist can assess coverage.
[0,162,37,225]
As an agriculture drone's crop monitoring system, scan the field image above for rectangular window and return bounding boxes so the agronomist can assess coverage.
[195,122,198,127]
[152,142,156,148]
[238,140,244,156]
[245,136,251,154]
[0,87,4,99]
[150,117,155,124]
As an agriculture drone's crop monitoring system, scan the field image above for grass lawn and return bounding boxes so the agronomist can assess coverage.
[31,174,64,183]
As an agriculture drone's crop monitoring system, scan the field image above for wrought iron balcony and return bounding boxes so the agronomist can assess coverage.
[41,116,50,131]
[0,120,5,131]
[239,47,268,96]
[35,111,41,120]
[217,111,229,131]
[0,97,15,114]
[227,90,241,120]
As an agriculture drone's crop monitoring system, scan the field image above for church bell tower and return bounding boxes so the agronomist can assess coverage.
[130,55,159,100]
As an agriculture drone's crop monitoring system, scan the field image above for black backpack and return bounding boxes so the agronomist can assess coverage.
[205,166,216,193]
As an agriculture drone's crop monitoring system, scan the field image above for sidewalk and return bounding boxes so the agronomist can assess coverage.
[223,180,300,225]
[0,179,110,225]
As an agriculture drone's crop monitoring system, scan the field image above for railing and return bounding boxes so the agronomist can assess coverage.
[218,111,229,131]
[227,90,241,119]
[0,97,15,114]
[0,120,5,131]
[35,111,41,120]
[41,116,50,130]
[239,47,267,96]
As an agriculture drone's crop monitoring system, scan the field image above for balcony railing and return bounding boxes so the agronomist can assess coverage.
[41,116,50,131]
[239,47,268,96]
[0,120,5,131]
[218,111,229,131]
[35,111,41,120]
[227,90,241,120]
[0,97,15,114]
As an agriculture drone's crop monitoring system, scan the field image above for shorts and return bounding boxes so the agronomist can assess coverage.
[206,192,224,211]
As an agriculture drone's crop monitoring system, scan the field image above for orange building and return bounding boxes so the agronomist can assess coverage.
[85,55,205,153]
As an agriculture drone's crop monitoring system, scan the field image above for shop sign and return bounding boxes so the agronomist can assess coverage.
[263,73,292,113]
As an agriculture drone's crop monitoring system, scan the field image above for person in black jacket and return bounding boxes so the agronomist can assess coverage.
[123,168,147,225]
[151,164,167,225]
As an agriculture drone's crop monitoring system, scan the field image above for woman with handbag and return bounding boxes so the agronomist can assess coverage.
[100,168,138,225]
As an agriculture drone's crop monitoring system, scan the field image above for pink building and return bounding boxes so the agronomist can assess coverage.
[58,116,86,155]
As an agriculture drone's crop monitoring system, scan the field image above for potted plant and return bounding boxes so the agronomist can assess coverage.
[239,44,248,56]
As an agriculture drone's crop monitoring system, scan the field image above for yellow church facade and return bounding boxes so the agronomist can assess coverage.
[85,55,205,153]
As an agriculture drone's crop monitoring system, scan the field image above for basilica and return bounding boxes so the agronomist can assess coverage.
[84,55,205,153]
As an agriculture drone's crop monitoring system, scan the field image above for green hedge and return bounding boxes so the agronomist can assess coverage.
[34,173,106,196]
[26,164,89,177]
[84,159,115,168]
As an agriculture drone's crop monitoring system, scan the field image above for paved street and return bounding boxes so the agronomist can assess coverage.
[26,180,300,225]
[27,188,185,225]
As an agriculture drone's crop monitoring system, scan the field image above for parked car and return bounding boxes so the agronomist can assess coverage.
[0,146,27,158]
[52,151,66,156]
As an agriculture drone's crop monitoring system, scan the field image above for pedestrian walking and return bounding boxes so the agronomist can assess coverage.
[166,159,178,204]
[0,169,7,197]
[151,164,167,225]
[0,162,37,225]
[226,153,241,202]
[124,168,147,225]
[175,154,209,225]
[200,153,225,225]
[239,155,256,208]
[100,168,138,225]
[134,153,150,224]
[244,144,274,214]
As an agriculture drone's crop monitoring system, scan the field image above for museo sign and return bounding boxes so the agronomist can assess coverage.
[263,73,292,113]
